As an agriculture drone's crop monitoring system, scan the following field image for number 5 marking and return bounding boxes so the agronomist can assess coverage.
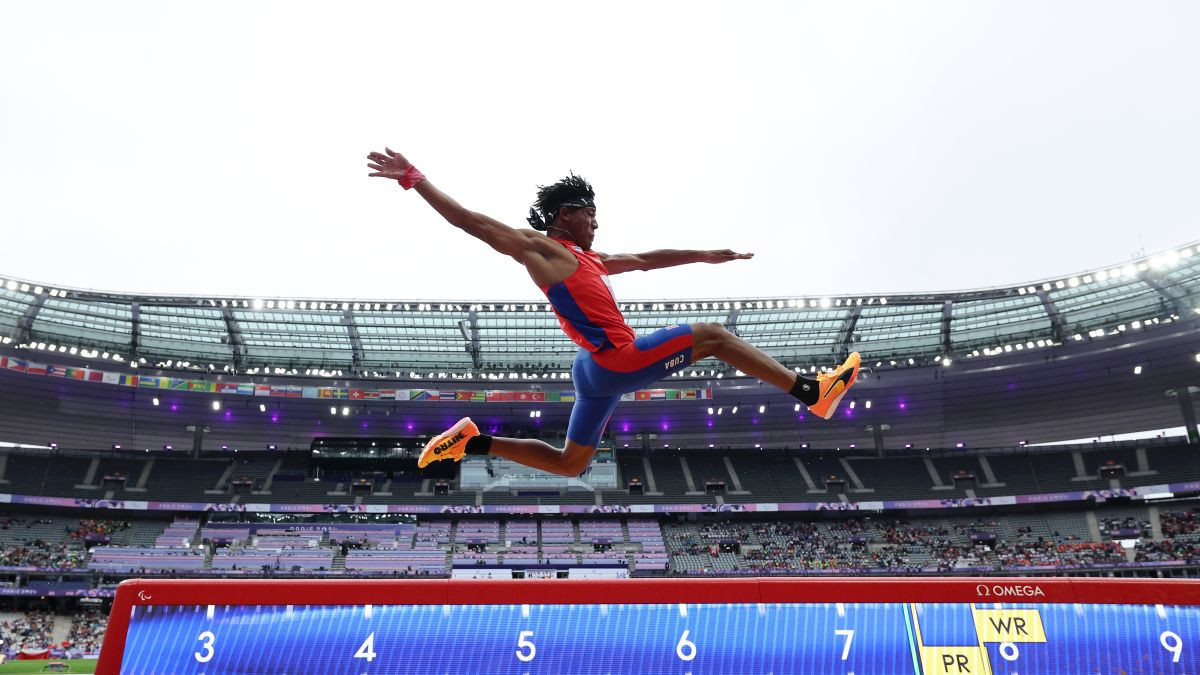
[835,629,854,661]
[516,630,536,662]
[194,630,215,663]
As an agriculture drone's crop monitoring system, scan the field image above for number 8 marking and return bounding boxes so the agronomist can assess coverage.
[1160,631,1182,663]
[194,630,215,663]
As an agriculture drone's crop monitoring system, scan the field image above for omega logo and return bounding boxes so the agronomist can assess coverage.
[975,584,1045,598]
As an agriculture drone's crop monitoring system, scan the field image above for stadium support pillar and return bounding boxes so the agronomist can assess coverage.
[1168,386,1200,445]
[189,424,207,458]
[867,424,890,457]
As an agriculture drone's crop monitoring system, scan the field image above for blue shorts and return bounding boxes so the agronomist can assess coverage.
[566,324,695,448]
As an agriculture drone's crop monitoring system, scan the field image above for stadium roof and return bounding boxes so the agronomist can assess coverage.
[1,241,1197,379]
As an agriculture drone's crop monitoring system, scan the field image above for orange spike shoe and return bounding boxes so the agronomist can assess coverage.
[417,417,480,468]
[807,352,861,420]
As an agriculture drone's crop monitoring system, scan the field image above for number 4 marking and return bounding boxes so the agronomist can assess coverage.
[835,629,855,660]
[355,632,377,663]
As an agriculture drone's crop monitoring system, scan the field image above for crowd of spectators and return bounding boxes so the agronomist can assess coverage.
[0,611,54,657]
[69,519,130,542]
[0,542,87,570]
[65,607,107,656]
[1099,515,1151,538]
[1161,509,1200,538]
[665,515,1153,574]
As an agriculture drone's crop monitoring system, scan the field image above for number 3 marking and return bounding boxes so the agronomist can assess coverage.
[194,630,215,663]
[835,629,854,660]
[516,630,536,662]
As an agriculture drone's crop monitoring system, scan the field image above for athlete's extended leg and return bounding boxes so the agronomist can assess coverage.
[690,322,860,419]
[690,322,797,390]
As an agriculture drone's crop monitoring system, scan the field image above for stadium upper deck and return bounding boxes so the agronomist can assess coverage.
[0,242,1196,378]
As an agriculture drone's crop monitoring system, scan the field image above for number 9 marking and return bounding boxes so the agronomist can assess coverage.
[1160,631,1183,663]
[677,630,697,661]
[194,630,215,663]
[516,630,536,662]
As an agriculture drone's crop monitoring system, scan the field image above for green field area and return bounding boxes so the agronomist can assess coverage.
[0,660,96,674]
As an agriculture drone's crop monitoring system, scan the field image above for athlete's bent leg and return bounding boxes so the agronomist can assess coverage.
[487,438,597,478]
[418,396,617,476]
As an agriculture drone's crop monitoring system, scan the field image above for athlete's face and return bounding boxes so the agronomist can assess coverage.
[560,207,598,250]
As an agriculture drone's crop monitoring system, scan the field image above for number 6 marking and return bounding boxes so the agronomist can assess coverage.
[516,630,536,662]
[677,630,697,661]
[1161,631,1182,663]
[835,629,854,660]
[194,630,215,663]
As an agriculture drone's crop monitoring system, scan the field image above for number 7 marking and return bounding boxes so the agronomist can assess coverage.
[835,629,855,661]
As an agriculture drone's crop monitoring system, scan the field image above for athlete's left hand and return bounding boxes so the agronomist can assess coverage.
[703,249,754,264]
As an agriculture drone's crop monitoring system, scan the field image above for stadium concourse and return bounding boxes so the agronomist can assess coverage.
[0,242,1198,667]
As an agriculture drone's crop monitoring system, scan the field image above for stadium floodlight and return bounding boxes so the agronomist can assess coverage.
[731,405,739,414]
[904,443,912,449]
[1133,365,1143,375]
[800,443,808,449]
[49,442,58,449]
[849,401,856,409]
[212,400,221,410]
[942,358,952,367]
[793,403,801,412]
[152,397,160,406]
[758,404,766,414]
[341,406,350,416]
[1195,354,1200,363]
[907,358,915,365]
[112,444,121,450]
[252,299,263,310]
[329,406,337,415]
[163,444,172,451]
[865,400,872,409]
[717,407,723,415]
[259,404,267,412]
[707,407,714,415]
[956,442,965,448]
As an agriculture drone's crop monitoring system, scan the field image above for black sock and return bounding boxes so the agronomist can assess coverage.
[465,434,493,456]
[789,375,820,406]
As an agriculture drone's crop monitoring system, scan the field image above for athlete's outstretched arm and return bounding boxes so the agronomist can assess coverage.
[367,148,532,259]
[598,249,753,275]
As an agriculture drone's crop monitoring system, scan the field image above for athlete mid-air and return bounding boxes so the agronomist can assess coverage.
[367,148,860,477]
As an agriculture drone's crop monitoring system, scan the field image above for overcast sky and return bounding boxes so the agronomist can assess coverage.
[1,1,1196,303]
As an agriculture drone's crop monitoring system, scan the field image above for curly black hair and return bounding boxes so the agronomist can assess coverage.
[527,173,595,231]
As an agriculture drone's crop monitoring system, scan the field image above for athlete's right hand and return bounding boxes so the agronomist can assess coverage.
[366,148,412,181]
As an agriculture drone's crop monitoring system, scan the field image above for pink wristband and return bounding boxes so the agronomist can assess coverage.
[399,165,426,190]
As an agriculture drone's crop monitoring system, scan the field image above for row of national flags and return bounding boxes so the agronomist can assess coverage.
[0,356,712,402]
